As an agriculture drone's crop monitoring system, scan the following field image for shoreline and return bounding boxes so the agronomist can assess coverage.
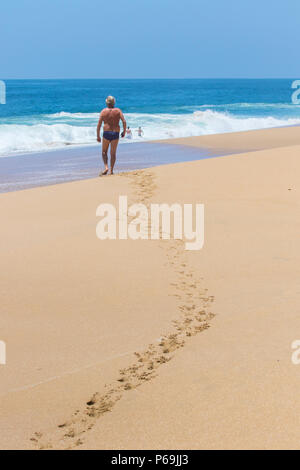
[0,141,236,194]
[154,124,300,150]
[1,126,300,194]
[2,123,300,160]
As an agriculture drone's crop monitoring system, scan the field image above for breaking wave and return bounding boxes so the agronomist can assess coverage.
[1,109,300,156]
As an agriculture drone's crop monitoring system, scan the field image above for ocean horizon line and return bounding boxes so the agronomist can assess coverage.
[1,77,298,81]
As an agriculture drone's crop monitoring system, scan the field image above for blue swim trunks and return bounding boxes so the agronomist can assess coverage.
[103,131,120,141]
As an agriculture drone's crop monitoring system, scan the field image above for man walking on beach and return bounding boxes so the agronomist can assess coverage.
[97,96,126,175]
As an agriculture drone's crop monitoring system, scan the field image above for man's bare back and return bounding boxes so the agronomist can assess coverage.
[100,107,125,132]
[96,96,127,176]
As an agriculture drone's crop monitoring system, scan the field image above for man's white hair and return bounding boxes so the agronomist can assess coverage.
[106,95,116,106]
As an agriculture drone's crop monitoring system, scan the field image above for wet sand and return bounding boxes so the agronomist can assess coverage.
[0,142,226,193]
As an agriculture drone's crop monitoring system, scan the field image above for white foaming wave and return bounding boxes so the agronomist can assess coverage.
[1,109,300,156]
[46,103,300,118]
[191,109,300,133]
[0,124,96,155]
[188,102,300,109]
[125,110,300,139]
[46,111,99,119]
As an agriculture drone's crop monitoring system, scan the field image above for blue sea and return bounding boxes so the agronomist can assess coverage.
[0,79,300,156]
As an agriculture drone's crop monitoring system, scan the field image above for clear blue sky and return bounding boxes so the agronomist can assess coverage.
[1,0,299,79]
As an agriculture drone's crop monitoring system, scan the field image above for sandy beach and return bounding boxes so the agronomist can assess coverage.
[0,126,299,450]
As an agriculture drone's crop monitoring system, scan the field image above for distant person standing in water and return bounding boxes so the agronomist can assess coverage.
[126,127,132,139]
[137,126,144,137]
[97,96,126,175]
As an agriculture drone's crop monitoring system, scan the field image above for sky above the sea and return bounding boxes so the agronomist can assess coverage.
[1,0,299,79]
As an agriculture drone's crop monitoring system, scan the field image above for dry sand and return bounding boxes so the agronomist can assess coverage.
[0,127,299,449]
[155,125,300,152]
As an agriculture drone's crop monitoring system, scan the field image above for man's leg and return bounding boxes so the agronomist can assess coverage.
[101,138,110,175]
[110,138,119,174]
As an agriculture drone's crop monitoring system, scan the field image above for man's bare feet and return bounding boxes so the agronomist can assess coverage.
[100,168,109,176]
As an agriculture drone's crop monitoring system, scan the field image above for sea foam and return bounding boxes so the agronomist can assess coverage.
[1,109,300,156]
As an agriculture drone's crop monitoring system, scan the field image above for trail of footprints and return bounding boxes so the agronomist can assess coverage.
[32,170,214,450]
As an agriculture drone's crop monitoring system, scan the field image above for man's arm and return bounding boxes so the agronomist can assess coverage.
[120,111,127,138]
[97,113,103,142]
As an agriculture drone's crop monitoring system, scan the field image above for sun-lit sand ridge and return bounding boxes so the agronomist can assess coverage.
[0,126,299,449]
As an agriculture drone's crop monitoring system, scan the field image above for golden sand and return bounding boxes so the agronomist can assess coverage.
[0,127,299,449]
